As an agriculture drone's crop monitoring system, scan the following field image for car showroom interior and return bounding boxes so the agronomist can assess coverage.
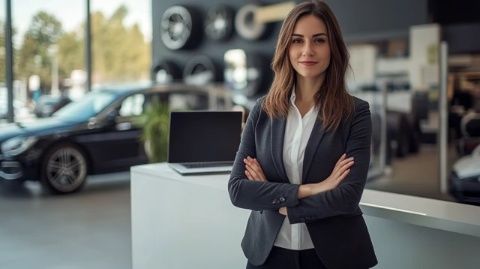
[1,0,480,268]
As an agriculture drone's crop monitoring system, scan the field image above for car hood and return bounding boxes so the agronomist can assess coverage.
[0,117,83,142]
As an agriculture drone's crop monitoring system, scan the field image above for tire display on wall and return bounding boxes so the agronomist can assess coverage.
[41,143,88,194]
[160,5,200,50]
[205,5,234,41]
[224,49,269,99]
[152,60,182,83]
[235,4,267,40]
[183,55,218,85]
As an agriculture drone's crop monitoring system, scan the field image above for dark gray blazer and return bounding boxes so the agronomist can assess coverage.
[228,96,378,269]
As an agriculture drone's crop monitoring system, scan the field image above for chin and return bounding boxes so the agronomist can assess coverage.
[298,72,324,79]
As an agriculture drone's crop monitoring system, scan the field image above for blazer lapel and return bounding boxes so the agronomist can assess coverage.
[270,117,288,182]
[302,118,326,182]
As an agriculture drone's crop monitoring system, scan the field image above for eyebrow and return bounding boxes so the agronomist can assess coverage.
[292,33,327,37]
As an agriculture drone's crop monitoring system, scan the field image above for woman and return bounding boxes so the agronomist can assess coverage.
[228,1,377,269]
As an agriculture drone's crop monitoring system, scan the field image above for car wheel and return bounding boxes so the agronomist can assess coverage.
[41,144,88,194]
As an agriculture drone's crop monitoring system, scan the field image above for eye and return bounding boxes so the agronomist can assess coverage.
[314,38,326,44]
[291,38,303,44]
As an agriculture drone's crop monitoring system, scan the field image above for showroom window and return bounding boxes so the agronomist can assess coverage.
[91,0,151,86]
[1,0,7,119]
[12,0,86,110]
[119,93,145,117]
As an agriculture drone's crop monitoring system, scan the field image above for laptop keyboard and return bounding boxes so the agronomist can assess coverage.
[182,162,233,168]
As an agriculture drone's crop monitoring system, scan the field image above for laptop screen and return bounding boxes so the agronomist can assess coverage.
[168,111,243,163]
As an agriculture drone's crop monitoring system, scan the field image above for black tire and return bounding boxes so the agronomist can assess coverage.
[152,60,182,83]
[183,55,218,85]
[204,5,234,41]
[160,5,201,50]
[41,143,88,194]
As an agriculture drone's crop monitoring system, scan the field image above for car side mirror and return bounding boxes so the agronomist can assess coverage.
[106,109,119,123]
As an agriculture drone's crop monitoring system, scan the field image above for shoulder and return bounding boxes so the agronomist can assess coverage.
[347,96,371,129]
[351,95,370,113]
[250,96,267,115]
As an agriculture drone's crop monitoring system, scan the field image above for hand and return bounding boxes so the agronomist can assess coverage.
[244,156,267,182]
[296,154,354,199]
[279,207,287,216]
[321,153,354,191]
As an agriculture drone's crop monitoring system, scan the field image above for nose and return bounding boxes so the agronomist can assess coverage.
[301,40,314,56]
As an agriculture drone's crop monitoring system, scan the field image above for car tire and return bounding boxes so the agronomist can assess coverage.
[41,143,88,194]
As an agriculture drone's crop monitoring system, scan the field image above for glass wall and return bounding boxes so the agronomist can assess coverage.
[12,0,85,111]
[91,0,151,86]
[1,0,151,117]
[0,0,6,120]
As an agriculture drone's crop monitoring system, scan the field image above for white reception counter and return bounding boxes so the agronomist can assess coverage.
[131,163,480,269]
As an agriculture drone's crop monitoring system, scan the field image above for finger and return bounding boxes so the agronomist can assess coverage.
[336,153,346,166]
[334,159,353,174]
[247,157,267,181]
[245,170,253,180]
[339,159,354,169]
[334,160,354,178]
[246,165,260,181]
[333,157,351,174]
[252,159,267,177]
[337,169,350,182]
[331,161,353,178]
[245,157,260,171]
[339,160,354,172]
[247,160,264,177]
[244,159,260,176]
[338,157,354,167]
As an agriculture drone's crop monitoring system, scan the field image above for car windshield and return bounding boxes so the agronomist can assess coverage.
[54,91,117,121]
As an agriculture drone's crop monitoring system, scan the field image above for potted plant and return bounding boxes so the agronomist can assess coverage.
[137,100,170,163]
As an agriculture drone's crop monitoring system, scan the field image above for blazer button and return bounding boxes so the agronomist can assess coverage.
[279,197,286,203]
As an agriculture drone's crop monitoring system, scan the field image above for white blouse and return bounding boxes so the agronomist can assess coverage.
[273,90,319,250]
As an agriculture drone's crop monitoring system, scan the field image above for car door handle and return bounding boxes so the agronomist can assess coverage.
[116,122,132,131]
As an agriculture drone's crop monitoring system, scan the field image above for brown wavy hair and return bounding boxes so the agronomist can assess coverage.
[263,0,353,131]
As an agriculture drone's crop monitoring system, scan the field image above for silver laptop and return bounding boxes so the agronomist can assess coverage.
[167,111,243,175]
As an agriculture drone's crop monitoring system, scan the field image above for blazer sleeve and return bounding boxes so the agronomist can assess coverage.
[228,99,300,211]
[287,101,372,224]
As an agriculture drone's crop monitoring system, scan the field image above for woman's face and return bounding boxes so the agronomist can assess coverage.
[288,15,331,82]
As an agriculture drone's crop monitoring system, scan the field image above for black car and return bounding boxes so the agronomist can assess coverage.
[0,83,212,194]
[33,95,72,118]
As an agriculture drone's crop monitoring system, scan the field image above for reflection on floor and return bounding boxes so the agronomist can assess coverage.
[0,172,131,269]
[366,144,458,202]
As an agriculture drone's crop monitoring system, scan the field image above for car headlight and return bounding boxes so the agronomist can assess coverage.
[1,136,38,156]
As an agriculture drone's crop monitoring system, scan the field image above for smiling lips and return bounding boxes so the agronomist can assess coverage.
[299,61,318,66]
